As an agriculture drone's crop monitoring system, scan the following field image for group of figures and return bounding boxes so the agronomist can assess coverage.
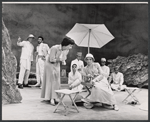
[17,34,127,111]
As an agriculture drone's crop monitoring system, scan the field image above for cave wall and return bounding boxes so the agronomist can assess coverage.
[2,4,148,72]
[2,18,22,104]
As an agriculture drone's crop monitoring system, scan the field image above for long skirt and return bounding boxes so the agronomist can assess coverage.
[89,79,116,105]
[41,61,60,100]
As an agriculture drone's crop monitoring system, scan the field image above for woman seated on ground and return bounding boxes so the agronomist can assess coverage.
[68,63,83,91]
[81,53,119,111]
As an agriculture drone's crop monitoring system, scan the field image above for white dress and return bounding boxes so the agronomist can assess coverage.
[83,63,116,105]
[68,71,83,91]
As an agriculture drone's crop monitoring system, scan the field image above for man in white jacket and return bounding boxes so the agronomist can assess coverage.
[109,66,126,91]
[34,36,49,88]
[17,34,34,89]
[101,58,110,79]
[70,52,84,73]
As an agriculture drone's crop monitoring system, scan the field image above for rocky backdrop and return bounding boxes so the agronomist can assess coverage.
[3,4,148,73]
[2,18,22,104]
[2,4,148,104]
[108,53,148,87]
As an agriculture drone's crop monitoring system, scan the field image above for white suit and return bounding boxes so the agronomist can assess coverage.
[36,43,49,86]
[70,59,84,72]
[101,65,110,79]
[17,41,34,85]
[110,72,126,91]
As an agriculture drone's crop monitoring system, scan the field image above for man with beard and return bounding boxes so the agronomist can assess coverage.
[34,36,49,88]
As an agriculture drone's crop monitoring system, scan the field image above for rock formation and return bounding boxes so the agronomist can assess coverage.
[2,4,148,73]
[108,53,148,87]
[2,18,22,104]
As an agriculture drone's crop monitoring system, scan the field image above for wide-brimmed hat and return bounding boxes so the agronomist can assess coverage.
[27,34,35,40]
[101,58,106,62]
[84,53,95,62]
[77,52,82,57]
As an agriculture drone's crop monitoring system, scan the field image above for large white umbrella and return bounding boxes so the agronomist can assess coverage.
[66,23,115,53]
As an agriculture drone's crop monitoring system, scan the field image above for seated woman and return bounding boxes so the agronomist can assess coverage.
[68,63,83,91]
[81,53,119,111]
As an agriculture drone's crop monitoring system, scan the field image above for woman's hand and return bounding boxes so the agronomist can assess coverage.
[87,74,93,78]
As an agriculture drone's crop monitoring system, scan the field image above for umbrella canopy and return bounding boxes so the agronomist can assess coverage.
[66,23,115,53]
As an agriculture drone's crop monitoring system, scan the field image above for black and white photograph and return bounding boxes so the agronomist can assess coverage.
[2,1,148,120]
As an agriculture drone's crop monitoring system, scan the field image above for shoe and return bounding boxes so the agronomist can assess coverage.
[18,84,23,89]
[83,103,94,109]
[50,99,56,106]
[54,99,59,104]
[113,105,119,111]
[23,84,30,87]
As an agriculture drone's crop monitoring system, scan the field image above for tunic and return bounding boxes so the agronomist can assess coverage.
[68,71,83,91]
[41,45,69,100]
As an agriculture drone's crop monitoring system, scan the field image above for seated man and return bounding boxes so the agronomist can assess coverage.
[68,63,83,91]
[109,66,126,91]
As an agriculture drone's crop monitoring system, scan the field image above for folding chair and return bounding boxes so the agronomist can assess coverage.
[81,82,93,98]
[54,89,81,116]
[122,87,140,105]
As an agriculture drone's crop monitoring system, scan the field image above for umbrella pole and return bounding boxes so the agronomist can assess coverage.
[88,29,91,53]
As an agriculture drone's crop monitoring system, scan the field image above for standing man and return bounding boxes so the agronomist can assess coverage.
[34,36,49,88]
[17,34,35,89]
[70,52,84,73]
[101,58,110,79]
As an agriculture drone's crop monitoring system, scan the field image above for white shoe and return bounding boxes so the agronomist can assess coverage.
[50,99,56,106]
[83,103,94,109]
[113,105,119,111]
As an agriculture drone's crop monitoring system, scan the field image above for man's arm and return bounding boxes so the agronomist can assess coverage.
[17,37,25,46]
[119,73,124,85]
[108,73,113,84]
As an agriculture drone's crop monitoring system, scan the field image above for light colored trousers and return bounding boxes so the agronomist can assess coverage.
[111,83,127,91]
[18,59,31,85]
[36,58,45,85]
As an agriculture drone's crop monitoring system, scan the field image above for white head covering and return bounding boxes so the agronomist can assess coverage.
[101,58,106,62]
[27,34,35,40]
[84,53,95,61]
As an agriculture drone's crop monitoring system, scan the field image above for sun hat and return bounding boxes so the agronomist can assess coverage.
[84,53,95,62]
[27,34,35,40]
